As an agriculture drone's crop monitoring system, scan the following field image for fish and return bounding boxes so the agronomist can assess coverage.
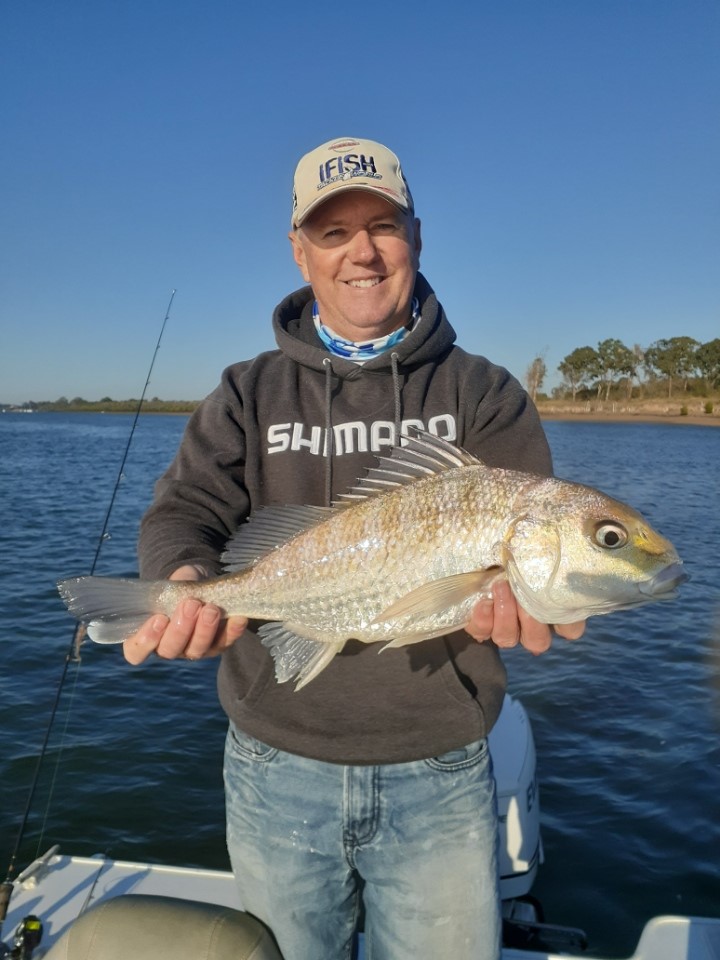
[57,430,687,690]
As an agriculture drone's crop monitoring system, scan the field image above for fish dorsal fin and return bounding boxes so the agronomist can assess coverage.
[223,433,479,565]
[337,429,482,503]
[221,505,334,571]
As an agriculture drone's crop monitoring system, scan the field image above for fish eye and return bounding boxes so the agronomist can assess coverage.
[594,522,628,549]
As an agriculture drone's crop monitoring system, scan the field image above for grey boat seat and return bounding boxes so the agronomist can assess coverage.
[44,893,283,960]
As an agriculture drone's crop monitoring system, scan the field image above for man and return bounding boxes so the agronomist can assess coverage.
[125,137,584,960]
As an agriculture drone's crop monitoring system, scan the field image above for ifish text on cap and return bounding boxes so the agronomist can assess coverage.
[292,137,414,228]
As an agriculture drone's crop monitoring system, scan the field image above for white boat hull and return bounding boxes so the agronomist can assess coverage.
[3,695,718,959]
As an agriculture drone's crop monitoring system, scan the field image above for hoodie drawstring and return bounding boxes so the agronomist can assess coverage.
[323,357,334,506]
[322,353,403,507]
[390,352,402,443]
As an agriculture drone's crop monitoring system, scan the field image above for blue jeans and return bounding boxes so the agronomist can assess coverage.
[224,724,501,960]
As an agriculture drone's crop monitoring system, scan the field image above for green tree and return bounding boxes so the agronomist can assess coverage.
[645,337,700,397]
[558,346,600,400]
[596,338,638,400]
[695,338,720,390]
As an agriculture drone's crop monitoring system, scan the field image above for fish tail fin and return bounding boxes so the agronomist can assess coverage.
[57,576,168,644]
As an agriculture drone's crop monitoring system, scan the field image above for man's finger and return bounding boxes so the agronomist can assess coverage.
[155,598,203,659]
[466,599,493,642]
[123,614,169,665]
[488,580,521,648]
[555,620,586,641]
[185,615,249,660]
[182,603,223,659]
[517,605,553,655]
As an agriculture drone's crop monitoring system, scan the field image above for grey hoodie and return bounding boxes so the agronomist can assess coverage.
[138,274,552,764]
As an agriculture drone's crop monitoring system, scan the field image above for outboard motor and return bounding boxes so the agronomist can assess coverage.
[488,694,542,901]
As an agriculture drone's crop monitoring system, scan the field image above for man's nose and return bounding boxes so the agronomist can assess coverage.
[347,229,378,263]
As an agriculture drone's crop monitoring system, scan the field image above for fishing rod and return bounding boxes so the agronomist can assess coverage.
[0,291,177,947]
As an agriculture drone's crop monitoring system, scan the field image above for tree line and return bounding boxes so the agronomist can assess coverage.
[7,336,720,412]
[3,397,198,413]
[525,336,720,402]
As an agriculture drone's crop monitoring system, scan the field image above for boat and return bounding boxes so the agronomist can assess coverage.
[2,693,719,960]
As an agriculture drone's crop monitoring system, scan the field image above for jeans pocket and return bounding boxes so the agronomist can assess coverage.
[424,738,488,771]
[227,723,278,763]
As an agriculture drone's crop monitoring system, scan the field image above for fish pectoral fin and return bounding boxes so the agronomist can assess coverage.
[372,569,505,626]
[257,622,344,690]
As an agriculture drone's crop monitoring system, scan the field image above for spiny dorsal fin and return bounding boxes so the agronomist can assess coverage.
[221,505,334,571]
[336,429,481,503]
[223,432,481,565]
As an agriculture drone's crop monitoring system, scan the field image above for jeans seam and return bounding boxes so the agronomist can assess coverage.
[343,765,380,866]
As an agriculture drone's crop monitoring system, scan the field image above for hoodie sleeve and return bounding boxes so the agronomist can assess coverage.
[461,358,553,477]
[138,374,251,581]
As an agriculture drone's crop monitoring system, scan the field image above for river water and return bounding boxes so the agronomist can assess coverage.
[1,412,718,957]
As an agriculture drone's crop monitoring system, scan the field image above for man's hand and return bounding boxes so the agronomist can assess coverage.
[123,565,248,665]
[466,579,585,654]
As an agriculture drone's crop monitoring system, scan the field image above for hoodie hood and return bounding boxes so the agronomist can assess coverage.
[272,273,457,379]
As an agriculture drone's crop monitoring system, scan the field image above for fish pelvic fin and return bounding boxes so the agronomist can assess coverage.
[257,622,345,690]
[371,569,506,626]
[57,576,167,644]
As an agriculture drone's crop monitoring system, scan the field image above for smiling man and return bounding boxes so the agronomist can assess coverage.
[290,185,421,343]
[127,136,584,960]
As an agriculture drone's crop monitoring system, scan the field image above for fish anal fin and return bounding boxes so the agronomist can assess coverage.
[257,621,344,690]
[372,569,506,625]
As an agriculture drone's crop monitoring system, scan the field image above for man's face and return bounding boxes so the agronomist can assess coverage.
[289,191,422,342]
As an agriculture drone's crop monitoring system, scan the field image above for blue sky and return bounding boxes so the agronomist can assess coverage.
[2,0,718,404]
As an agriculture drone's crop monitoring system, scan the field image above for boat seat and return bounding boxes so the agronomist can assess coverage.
[43,893,283,960]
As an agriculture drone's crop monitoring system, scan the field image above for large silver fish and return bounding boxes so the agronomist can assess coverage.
[58,431,686,689]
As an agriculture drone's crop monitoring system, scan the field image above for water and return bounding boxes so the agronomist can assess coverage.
[1,412,718,957]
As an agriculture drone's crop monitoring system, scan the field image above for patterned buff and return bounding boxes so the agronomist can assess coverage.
[313,299,420,364]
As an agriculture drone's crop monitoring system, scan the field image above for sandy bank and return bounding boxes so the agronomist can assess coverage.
[537,407,720,428]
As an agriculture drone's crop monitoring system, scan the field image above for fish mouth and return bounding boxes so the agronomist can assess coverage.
[638,562,688,600]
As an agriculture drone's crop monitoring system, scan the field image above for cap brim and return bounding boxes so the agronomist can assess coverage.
[293,182,411,228]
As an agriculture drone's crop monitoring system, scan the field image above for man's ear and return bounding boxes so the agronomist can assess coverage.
[289,231,311,282]
[412,217,422,263]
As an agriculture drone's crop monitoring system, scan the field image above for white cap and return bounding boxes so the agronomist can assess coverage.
[292,136,414,228]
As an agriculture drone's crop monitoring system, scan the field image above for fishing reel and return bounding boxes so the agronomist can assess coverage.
[0,915,43,960]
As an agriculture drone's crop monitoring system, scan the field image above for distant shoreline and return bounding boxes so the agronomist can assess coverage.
[536,406,719,428]
[540,413,718,427]
[4,404,720,428]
